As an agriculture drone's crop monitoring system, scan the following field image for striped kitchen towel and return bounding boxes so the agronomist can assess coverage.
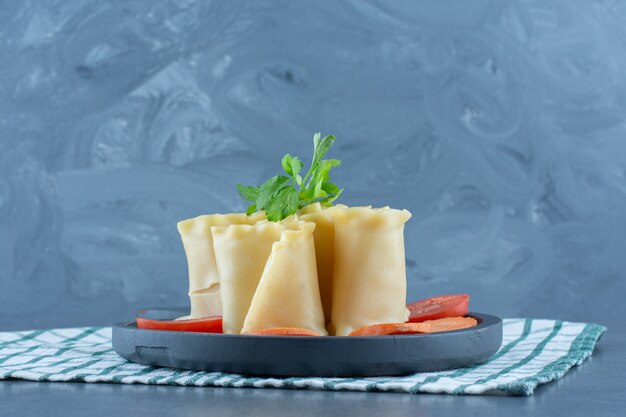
[0,319,605,396]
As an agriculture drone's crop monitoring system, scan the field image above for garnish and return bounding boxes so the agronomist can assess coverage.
[237,132,343,221]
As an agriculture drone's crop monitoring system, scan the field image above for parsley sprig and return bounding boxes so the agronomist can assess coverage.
[237,132,343,221]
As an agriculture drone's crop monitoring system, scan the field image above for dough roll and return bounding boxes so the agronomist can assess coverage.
[177,212,265,318]
[298,203,336,325]
[242,221,327,335]
[329,206,412,336]
[212,219,294,334]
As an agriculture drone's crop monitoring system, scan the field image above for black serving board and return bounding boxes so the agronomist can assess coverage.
[112,308,502,377]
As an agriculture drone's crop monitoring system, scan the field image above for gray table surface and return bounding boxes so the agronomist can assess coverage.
[1,321,623,417]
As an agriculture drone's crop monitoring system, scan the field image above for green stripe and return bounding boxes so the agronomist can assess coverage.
[163,369,189,384]
[74,361,131,380]
[62,328,100,344]
[0,330,45,348]
[47,330,68,339]
[200,373,227,387]
[0,343,72,368]
[46,328,108,343]
[90,330,111,342]
[283,376,326,389]
[452,320,563,394]
[52,347,75,357]
[321,377,358,390]
[147,373,171,384]
[38,358,105,381]
[183,371,207,386]
[91,348,114,357]
[324,378,359,390]
[408,318,533,394]
[111,365,161,383]
[3,356,78,379]
[282,377,306,388]
[0,345,40,365]
[241,377,262,388]
[0,346,81,374]
[502,319,525,326]
[6,353,50,367]
[363,373,426,392]
[32,356,77,369]
[223,376,246,387]
[74,362,142,383]
[48,329,85,340]
[496,323,606,395]
[365,379,389,392]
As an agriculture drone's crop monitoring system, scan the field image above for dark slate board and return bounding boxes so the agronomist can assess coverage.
[112,309,502,377]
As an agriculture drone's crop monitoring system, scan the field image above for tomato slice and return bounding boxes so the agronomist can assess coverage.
[415,317,477,333]
[243,327,322,336]
[349,323,424,336]
[136,316,222,333]
[407,294,469,323]
[348,317,477,336]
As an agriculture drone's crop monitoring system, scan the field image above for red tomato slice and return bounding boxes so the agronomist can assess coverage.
[349,322,424,336]
[407,294,469,323]
[136,316,222,333]
[243,327,321,337]
[348,317,477,336]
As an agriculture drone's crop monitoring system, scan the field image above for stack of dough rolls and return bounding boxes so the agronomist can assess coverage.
[177,204,411,335]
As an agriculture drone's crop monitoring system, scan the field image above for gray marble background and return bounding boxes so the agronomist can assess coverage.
[1,0,625,331]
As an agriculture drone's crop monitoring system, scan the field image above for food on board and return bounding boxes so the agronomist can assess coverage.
[138,133,477,337]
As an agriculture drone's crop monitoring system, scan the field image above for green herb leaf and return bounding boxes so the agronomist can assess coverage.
[304,159,341,200]
[281,154,294,175]
[256,175,291,210]
[321,181,340,195]
[236,132,342,221]
[237,184,260,202]
[320,188,343,206]
[283,155,304,191]
[291,158,303,180]
[312,133,336,166]
[265,186,299,221]
[246,204,257,215]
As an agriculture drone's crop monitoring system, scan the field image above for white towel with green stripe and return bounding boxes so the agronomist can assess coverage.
[0,319,605,396]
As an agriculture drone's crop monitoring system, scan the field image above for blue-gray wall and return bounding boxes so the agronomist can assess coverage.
[1,1,625,330]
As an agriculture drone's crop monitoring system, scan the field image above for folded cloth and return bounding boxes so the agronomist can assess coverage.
[0,319,605,396]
